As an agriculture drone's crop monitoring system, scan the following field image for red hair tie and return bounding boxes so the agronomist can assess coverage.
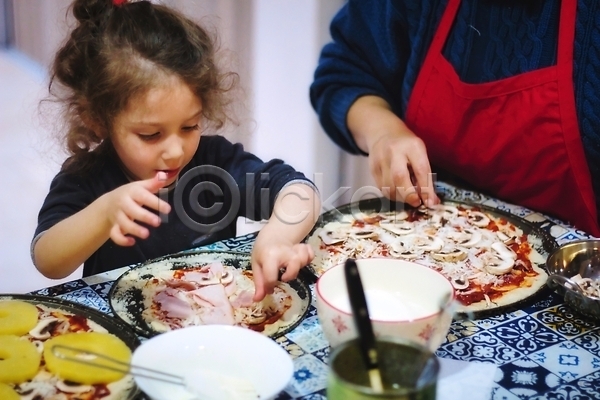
[113,0,127,6]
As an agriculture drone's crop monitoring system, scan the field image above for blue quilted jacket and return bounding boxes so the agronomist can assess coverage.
[310,0,600,224]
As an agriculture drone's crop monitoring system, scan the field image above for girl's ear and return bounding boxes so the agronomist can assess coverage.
[81,111,107,140]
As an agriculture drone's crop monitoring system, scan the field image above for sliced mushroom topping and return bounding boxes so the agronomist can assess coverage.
[491,242,517,260]
[430,213,442,225]
[461,229,482,248]
[56,380,94,394]
[417,204,429,214]
[15,387,42,400]
[379,220,415,236]
[378,231,398,245]
[570,274,600,298]
[484,256,515,275]
[318,229,347,245]
[197,274,221,286]
[435,204,459,220]
[388,242,419,259]
[54,320,69,335]
[28,317,60,340]
[467,211,490,227]
[447,229,482,248]
[407,234,444,252]
[390,250,419,260]
[247,311,267,325]
[496,231,517,245]
[380,210,409,222]
[349,228,378,240]
[219,271,234,285]
[451,277,470,290]
[431,249,468,263]
[496,231,509,242]
[32,340,44,353]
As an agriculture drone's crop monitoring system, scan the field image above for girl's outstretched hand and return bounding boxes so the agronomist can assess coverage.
[102,172,171,246]
[251,238,315,302]
[250,182,320,302]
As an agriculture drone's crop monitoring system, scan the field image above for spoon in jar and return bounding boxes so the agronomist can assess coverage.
[344,258,384,393]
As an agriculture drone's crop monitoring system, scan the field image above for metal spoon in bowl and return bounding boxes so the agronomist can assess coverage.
[344,258,384,393]
[547,274,587,296]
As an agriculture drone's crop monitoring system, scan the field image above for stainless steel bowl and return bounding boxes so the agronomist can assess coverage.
[546,239,600,320]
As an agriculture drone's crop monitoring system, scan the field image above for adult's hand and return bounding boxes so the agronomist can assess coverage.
[347,95,440,207]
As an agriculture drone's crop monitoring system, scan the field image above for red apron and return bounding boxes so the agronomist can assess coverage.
[405,0,600,236]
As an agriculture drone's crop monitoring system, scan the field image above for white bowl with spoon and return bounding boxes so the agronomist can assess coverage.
[316,258,455,351]
[131,325,293,400]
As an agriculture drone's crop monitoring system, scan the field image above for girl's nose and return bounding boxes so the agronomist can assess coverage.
[162,135,184,161]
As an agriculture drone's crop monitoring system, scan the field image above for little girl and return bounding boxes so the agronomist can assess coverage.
[32,0,320,301]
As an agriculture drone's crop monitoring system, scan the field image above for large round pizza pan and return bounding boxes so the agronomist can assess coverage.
[305,197,559,319]
[0,293,143,400]
[108,250,312,339]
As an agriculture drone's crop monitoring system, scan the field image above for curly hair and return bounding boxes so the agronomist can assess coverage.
[50,0,237,172]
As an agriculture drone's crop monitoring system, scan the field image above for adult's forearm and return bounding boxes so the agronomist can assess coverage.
[347,95,412,154]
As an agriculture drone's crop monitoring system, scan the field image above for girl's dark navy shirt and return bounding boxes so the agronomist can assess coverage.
[34,135,312,276]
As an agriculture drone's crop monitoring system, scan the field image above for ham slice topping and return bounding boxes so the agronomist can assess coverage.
[152,263,246,326]
[154,288,195,319]
[190,285,235,325]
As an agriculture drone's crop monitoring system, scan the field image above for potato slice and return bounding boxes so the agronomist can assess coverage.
[0,300,39,335]
[44,332,131,384]
[0,335,41,383]
[0,383,20,400]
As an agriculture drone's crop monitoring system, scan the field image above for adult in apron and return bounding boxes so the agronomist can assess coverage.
[404,0,600,236]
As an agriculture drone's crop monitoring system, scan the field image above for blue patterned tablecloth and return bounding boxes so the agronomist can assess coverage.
[29,182,600,399]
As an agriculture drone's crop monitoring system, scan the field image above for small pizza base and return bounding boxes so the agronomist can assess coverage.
[141,279,303,337]
[112,254,308,337]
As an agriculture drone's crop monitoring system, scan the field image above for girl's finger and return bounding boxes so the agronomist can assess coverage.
[251,261,266,302]
[259,256,281,294]
[121,197,162,227]
[141,171,169,193]
[116,212,149,239]
[110,225,135,246]
[134,188,171,215]
[293,243,314,265]
[280,257,302,282]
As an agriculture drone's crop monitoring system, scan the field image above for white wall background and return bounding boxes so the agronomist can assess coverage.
[0,0,349,293]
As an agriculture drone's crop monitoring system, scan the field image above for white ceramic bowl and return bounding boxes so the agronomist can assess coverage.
[316,258,455,351]
[132,325,293,400]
